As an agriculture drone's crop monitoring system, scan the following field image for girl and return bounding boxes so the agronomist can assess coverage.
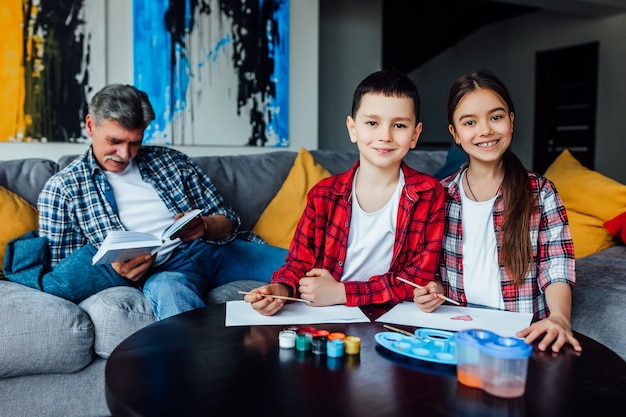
[414,70,581,354]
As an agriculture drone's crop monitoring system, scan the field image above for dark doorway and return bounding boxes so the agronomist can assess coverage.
[533,42,598,173]
[382,0,537,72]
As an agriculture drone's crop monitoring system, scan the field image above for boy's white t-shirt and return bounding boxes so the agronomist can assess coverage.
[459,171,504,309]
[341,169,404,282]
[104,161,181,265]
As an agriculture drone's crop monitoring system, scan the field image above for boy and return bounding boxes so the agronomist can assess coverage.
[244,69,445,314]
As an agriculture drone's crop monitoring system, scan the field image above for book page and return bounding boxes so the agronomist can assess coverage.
[91,231,161,265]
[91,209,201,265]
[160,209,202,241]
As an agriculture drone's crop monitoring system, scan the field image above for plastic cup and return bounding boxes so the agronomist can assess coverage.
[479,336,532,398]
[454,329,497,389]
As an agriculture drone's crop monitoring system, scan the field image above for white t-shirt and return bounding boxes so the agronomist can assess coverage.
[341,169,404,282]
[459,171,504,309]
[104,162,180,265]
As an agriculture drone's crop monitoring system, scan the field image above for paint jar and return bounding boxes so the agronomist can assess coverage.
[311,335,328,355]
[454,329,497,389]
[327,338,345,358]
[298,327,317,336]
[479,336,532,398]
[344,336,361,355]
[328,332,346,341]
[296,333,312,351]
[278,330,297,349]
[314,329,330,337]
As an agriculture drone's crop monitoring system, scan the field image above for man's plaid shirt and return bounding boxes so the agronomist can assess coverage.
[38,146,261,267]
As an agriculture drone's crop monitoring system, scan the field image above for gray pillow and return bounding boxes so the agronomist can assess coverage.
[0,281,94,377]
[0,158,58,206]
[79,286,156,358]
[192,152,297,231]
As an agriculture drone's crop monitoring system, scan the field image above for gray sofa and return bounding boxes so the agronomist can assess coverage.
[0,148,624,417]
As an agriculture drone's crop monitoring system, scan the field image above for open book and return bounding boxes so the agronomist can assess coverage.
[91,209,202,265]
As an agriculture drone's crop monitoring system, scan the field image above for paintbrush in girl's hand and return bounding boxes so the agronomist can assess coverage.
[395,276,461,306]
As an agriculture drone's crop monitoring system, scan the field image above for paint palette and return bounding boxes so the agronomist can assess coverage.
[375,328,457,365]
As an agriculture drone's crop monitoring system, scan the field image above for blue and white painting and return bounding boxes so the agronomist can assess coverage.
[133,0,289,147]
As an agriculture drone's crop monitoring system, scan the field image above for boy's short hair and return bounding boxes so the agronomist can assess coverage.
[351,69,421,121]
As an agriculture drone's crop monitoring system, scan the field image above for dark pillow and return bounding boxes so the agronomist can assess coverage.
[435,143,468,180]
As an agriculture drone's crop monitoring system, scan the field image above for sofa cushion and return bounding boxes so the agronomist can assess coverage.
[544,149,626,258]
[253,148,331,248]
[192,152,298,231]
[80,282,268,359]
[79,286,156,359]
[434,143,468,179]
[0,158,58,206]
[0,281,94,377]
[0,187,38,274]
[571,245,626,360]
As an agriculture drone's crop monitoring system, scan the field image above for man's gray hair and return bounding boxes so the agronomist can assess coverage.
[88,84,155,130]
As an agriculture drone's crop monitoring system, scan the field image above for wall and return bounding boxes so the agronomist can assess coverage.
[316,5,626,183]
[318,0,382,152]
[4,2,626,185]
[1,0,319,160]
[411,11,626,183]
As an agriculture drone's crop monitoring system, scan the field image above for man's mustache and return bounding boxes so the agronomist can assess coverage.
[103,155,131,163]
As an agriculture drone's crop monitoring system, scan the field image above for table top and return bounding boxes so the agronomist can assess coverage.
[105,303,626,417]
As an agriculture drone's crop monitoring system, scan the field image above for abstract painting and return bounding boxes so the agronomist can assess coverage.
[133,0,289,147]
[0,0,104,143]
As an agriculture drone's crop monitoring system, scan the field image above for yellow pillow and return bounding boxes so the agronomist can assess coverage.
[565,210,617,259]
[253,148,332,249]
[544,149,626,258]
[0,186,39,274]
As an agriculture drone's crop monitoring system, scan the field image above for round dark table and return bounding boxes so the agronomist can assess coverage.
[105,303,626,417]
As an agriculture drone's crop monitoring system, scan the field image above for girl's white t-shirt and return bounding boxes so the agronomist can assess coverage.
[459,171,504,309]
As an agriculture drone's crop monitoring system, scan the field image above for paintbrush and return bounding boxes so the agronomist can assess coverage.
[395,276,461,306]
[237,290,315,304]
[383,324,417,337]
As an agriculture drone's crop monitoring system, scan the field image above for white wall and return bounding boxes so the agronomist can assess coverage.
[2,0,319,160]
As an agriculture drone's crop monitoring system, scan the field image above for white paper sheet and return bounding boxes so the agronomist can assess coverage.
[225,300,371,326]
[375,301,533,337]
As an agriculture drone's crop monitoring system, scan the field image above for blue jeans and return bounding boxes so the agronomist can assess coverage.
[142,239,288,320]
